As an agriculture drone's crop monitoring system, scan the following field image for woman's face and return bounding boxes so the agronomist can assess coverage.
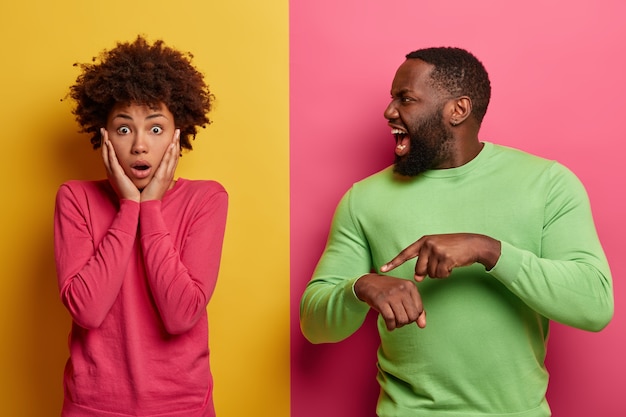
[105,102,176,190]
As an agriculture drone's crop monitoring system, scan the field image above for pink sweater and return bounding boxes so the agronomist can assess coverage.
[54,179,228,417]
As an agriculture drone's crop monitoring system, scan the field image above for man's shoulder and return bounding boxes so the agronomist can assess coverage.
[489,143,552,164]
[486,142,568,177]
[335,166,407,210]
[487,143,582,190]
[346,166,398,197]
[353,166,396,187]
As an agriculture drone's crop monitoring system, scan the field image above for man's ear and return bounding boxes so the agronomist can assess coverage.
[447,96,472,126]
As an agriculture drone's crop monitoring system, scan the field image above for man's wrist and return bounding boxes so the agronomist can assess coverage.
[478,235,501,271]
[353,273,375,302]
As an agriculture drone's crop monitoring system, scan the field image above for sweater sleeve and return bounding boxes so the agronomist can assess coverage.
[54,183,140,329]
[489,163,613,331]
[300,190,372,343]
[139,187,228,335]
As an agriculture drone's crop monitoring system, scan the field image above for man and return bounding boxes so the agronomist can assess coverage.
[299,47,613,417]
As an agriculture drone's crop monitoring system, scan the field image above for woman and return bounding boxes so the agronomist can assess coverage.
[54,36,228,417]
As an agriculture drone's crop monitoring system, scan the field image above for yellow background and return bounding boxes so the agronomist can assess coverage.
[0,1,289,416]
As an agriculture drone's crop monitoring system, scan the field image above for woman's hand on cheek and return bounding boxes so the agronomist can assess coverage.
[140,129,180,202]
[101,128,141,202]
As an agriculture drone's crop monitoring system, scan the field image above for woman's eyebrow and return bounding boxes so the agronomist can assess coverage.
[110,112,169,121]
[111,113,133,121]
[145,113,169,120]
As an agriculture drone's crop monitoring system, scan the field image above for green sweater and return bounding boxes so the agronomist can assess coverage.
[300,142,613,417]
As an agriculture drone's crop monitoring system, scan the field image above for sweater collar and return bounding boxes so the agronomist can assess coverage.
[418,142,492,179]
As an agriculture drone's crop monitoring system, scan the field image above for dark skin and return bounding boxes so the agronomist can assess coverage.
[354,59,501,331]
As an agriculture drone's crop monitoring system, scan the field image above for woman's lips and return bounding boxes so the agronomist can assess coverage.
[131,161,152,179]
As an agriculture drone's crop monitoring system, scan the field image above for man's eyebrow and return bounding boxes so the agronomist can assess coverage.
[391,88,413,96]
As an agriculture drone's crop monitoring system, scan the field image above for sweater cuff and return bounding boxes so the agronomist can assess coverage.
[139,199,167,234]
[113,199,140,234]
[348,275,369,309]
[487,240,525,285]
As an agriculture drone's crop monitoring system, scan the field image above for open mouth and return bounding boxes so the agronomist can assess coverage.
[392,128,407,140]
[392,128,409,155]
[130,161,152,179]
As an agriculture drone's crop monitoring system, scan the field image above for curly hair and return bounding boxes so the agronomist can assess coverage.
[405,47,491,124]
[69,35,213,150]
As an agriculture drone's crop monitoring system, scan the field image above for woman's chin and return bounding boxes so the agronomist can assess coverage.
[133,179,150,192]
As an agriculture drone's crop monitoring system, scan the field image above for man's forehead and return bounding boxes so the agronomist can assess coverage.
[397,59,434,78]
[391,59,434,92]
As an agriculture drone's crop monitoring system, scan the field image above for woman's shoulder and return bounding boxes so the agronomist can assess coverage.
[57,179,112,198]
[55,180,118,214]
[176,178,226,192]
[171,178,228,202]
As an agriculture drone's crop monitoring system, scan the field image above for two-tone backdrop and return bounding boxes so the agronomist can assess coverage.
[1,0,623,416]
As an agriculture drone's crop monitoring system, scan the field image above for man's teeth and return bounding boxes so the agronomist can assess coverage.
[391,128,406,136]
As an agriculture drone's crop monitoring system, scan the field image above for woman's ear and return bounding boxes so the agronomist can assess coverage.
[448,96,472,126]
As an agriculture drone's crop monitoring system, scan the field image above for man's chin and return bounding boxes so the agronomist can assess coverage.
[393,157,424,177]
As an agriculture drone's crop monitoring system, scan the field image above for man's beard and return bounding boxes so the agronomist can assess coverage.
[393,110,453,177]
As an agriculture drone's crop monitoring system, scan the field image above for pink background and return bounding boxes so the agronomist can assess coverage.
[290,1,625,416]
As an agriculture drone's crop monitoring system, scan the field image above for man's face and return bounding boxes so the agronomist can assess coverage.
[394,106,453,176]
[384,59,453,177]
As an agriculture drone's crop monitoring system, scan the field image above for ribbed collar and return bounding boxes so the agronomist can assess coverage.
[419,142,493,179]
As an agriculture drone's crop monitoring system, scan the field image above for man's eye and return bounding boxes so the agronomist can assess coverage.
[117,126,130,134]
[151,126,163,134]
[391,96,412,104]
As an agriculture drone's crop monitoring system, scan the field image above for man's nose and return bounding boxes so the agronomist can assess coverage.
[384,101,398,120]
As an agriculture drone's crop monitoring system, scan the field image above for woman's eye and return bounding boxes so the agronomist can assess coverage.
[117,126,130,135]
[151,126,163,134]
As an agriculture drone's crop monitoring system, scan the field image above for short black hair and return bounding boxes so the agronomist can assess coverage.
[69,35,213,151]
[406,47,491,123]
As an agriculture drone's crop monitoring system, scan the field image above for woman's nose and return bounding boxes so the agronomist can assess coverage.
[131,133,148,154]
